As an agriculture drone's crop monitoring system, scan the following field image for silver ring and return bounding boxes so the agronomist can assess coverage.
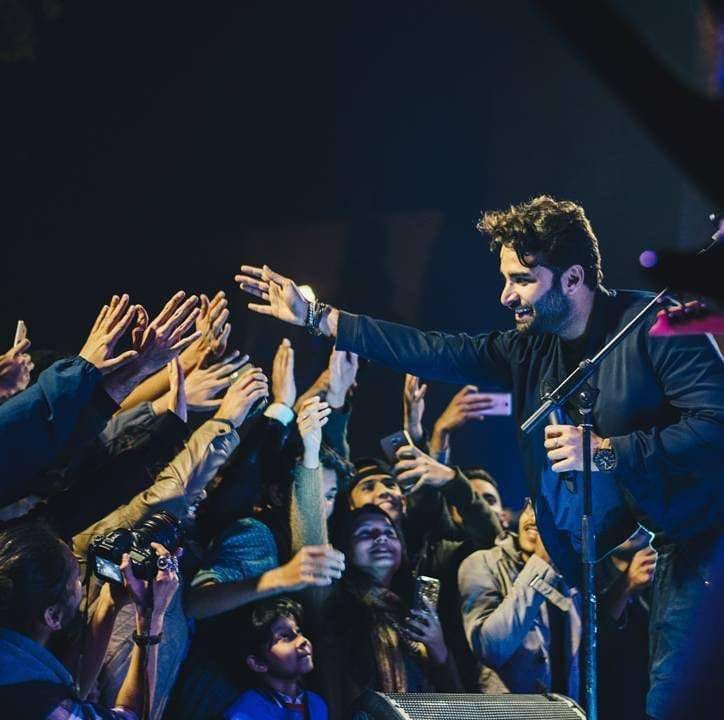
[156,555,176,571]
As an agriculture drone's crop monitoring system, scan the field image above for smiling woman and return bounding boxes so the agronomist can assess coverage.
[313,505,461,719]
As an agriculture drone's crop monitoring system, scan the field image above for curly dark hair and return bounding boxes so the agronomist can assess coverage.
[477,195,603,289]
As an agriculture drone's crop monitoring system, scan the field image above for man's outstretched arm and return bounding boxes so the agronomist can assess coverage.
[235,264,513,388]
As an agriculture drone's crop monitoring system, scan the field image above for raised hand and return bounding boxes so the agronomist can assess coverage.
[326,349,359,409]
[393,444,455,493]
[132,291,202,377]
[402,597,448,665]
[271,338,297,407]
[235,264,308,326]
[214,365,269,428]
[430,385,495,455]
[0,337,34,401]
[403,374,427,443]
[184,350,249,412]
[183,291,231,370]
[297,396,332,468]
[79,294,140,374]
[274,545,346,591]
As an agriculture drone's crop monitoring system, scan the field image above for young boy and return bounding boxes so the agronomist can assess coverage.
[224,597,328,720]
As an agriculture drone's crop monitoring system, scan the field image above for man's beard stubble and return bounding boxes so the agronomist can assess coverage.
[518,281,572,336]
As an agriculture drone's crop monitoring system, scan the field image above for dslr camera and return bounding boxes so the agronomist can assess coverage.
[88,511,182,585]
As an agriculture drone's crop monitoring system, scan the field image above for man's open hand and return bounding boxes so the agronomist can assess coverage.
[131,291,202,377]
[235,264,308,326]
[79,294,140,374]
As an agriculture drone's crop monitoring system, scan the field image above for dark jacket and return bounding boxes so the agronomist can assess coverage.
[0,357,118,507]
[336,289,724,580]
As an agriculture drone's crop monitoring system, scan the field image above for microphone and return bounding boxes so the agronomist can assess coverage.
[547,405,577,494]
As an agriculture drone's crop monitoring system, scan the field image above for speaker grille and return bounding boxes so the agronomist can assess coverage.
[378,693,586,720]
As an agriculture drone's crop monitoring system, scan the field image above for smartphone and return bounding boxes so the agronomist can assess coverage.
[412,575,440,611]
[477,391,512,416]
[379,429,414,465]
[13,320,27,346]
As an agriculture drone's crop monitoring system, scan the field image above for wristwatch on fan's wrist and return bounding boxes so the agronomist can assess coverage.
[593,438,617,472]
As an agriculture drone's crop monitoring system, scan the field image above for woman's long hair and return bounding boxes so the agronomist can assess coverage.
[328,505,418,693]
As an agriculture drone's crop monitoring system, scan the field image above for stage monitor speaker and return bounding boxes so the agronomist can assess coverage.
[350,691,586,719]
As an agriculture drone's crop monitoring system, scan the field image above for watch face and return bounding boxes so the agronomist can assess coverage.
[594,448,616,472]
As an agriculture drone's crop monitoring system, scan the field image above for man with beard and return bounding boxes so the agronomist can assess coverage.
[235,195,724,717]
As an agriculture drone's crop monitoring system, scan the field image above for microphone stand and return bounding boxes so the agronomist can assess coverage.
[520,288,668,720]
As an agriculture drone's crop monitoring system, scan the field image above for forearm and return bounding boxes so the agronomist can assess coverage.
[77,591,123,699]
[185,569,289,620]
[114,611,163,716]
[428,424,450,459]
[118,367,169,411]
[290,463,328,553]
[334,312,511,386]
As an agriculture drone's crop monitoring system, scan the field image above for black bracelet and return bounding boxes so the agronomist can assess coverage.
[132,631,162,647]
[304,299,329,336]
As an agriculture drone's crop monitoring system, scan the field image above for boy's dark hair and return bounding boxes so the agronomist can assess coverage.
[478,195,603,289]
[243,596,304,660]
[0,523,74,634]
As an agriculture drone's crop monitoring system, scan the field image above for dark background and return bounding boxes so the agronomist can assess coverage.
[1,1,713,508]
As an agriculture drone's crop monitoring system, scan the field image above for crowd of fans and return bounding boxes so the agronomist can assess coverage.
[0,285,656,720]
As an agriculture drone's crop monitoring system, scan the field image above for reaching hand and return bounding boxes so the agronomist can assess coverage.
[235,264,309,326]
[393,444,455,493]
[79,294,140,374]
[430,385,495,451]
[297,396,332,467]
[271,338,297,407]
[0,337,34,401]
[167,357,187,423]
[625,547,657,595]
[402,597,448,665]
[131,291,202,377]
[403,374,427,443]
[214,365,269,428]
[183,291,231,369]
[184,350,249,412]
[326,349,358,409]
[274,545,345,591]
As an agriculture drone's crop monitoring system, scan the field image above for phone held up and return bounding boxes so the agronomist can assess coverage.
[412,575,441,611]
